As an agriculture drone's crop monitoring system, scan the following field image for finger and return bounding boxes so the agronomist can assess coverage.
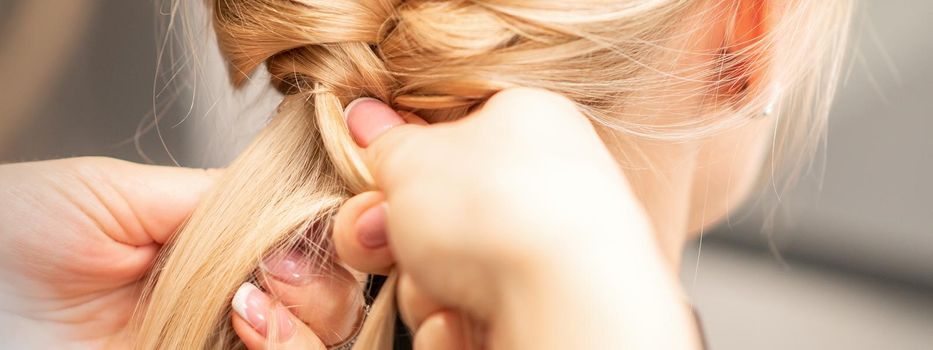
[231,282,326,350]
[333,191,395,275]
[56,157,219,245]
[413,311,469,350]
[233,313,326,350]
[259,250,366,346]
[343,97,430,191]
[344,97,425,147]
[398,273,444,330]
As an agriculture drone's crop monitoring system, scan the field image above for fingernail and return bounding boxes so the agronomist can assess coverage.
[232,282,296,341]
[261,250,316,285]
[344,97,405,148]
[356,203,388,249]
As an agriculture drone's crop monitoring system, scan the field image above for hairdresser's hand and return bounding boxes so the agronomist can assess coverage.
[0,158,354,350]
[0,158,216,348]
[329,88,702,349]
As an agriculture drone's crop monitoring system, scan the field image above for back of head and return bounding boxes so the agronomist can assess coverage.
[134,0,852,348]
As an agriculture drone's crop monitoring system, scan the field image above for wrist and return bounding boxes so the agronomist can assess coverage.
[492,234,702,350]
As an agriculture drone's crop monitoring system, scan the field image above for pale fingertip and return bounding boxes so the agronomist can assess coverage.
[343,97,383,120]
[343,98,406,147]
[231,282,295,341]
[232,282,257,321]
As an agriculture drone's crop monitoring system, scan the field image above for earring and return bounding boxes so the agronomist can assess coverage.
[761,85,782,117]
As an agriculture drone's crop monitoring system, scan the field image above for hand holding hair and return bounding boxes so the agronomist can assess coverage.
[0,158,215,348]
[0,158,363,350]
[327,88,703,349]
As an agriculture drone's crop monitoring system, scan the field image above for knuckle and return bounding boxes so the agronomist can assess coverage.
[479,87,592,138]
[488,87,562,104]
[486,87,581,119]
[58,156,126,183]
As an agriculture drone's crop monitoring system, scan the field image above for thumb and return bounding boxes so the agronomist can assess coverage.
[344,98,428,190]
[56,157,219,245]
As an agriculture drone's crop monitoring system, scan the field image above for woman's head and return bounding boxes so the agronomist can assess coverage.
[212,0,851,241]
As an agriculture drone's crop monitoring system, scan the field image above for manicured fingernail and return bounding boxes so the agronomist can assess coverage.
[232,282,296,341]
[356,203,388,249]
[344,97,405,148]
[261,250,316,285]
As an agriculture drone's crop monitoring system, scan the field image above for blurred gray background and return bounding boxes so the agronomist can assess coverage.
[1,1,930,349]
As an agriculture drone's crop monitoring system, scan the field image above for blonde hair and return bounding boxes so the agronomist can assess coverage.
[134,0,853,348]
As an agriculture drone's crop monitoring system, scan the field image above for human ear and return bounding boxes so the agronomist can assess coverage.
[718,0,772,101]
